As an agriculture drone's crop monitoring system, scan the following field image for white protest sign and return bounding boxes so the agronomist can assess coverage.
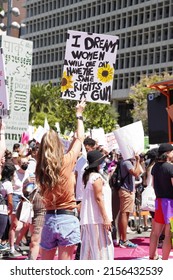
[33,125,45,143]
[91,127,106,146]
[0,48,9,118]
[55,122,60,133]
[27,125,35,140]
[114,121,144,160]
[44,117,50,132]
[61,30,119,104]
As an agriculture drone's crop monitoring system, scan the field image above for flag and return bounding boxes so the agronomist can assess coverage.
[44,117,50,132]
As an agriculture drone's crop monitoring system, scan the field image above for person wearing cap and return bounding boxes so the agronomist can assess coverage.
[80,149,114,260]
[149,143,173,260]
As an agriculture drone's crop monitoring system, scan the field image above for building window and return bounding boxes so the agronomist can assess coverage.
[131,52,136,67]
[155,47,160,64]
[161,46,167,63]
[149,49,154,64]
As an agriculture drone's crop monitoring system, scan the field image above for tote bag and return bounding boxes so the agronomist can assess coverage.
[19,199,34,224]
[140,185,156,212]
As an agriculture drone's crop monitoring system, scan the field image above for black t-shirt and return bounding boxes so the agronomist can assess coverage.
[151,161,173,199]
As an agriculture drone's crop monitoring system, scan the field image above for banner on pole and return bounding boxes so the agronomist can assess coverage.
[0,35,33,150]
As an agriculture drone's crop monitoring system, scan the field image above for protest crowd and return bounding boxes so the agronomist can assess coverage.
[0,99,173,260]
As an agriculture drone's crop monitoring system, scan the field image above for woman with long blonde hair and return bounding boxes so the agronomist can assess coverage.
[35,99,86,260]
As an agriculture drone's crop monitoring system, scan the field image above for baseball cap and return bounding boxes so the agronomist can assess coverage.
[158,143,173,154]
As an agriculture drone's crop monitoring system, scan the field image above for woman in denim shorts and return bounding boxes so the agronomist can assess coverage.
[35,99,86,260]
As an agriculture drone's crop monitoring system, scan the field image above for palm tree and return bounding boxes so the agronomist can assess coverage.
[29,82,59,123]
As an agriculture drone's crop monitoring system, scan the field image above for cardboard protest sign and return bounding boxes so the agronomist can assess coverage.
[105,132,119,153]
[114,121,144,160]
[0,48,9,118]
[91,128,119,152]
[61,30,119,104]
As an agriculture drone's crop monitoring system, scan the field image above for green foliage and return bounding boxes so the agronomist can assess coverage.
[29,82,60,130]
[84,102,118,133]
[128,72,173,135]
[32,112,58,131]
[29,82,118,134]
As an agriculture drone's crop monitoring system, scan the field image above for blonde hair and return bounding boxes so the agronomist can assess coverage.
[35,130,64,197]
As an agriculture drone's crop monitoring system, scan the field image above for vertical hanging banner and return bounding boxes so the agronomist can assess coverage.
[61,30,119,104]
[0,35,33,150]
[0,48,9,118]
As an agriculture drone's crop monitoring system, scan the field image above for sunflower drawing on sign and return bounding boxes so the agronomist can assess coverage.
[97,63,114,83]
[61,71,73,91]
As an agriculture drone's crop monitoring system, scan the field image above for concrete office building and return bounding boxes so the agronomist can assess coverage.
[21,0,173,125]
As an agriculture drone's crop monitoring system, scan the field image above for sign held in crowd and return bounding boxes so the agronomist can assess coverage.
[114,121,144,160]
[61,30,119,104]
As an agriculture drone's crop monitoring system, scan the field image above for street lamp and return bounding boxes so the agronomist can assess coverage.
[0,0,23,36]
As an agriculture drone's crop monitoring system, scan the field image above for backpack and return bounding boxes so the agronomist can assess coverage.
[109,161,128,190]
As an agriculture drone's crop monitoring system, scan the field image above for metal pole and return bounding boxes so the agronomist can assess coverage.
[6,0,12,35]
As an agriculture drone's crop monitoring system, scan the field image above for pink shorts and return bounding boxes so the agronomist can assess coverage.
[154,198,173,224]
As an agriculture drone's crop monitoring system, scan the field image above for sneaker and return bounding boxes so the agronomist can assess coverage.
[8,250,22,258]
[119,240,138,248]
[0,243,9,251]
